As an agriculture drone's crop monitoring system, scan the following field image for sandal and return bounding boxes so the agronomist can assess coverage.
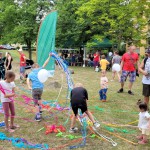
[5,128,15,133]
[138,140,148,144]
[10,124,20,129]
[137,135,143,140]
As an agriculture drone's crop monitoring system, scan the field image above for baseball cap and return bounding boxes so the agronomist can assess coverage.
[146,47,150,53]
[18,48,23,52]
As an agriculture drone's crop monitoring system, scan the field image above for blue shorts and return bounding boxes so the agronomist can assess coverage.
[120,70,136,83]
[20,66,25,74]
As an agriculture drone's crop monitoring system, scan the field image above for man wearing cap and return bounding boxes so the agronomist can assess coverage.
[139,48,150,105]
[18,48,27,80]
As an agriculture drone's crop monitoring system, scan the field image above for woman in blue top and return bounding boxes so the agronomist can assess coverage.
[27,54,51,121]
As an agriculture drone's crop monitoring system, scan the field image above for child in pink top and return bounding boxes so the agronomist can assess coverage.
[99,71,108,102]
[0,71,19,132]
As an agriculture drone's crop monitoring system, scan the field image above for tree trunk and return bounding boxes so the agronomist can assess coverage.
[28,41,32,60]
[25,39,32,60]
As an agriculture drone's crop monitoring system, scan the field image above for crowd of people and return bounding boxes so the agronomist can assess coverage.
[60,50,114,69]
[60,52,84,66]
[0,46,150,145]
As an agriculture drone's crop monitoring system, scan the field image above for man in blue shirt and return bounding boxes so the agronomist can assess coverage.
[27,54,51,121]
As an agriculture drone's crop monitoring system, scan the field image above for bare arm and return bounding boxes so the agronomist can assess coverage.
[137,60,140,74]
[6,57,11,69]
[12,87,15,93]
[23,56,27,60]
[27,78,32,90]
[120,60,124,71]
[42,54,51,68]
[139,59,148,76]
[4,87,15,98]
[107,60,110,65]
[4,93,15,98]
[112,58,114,64]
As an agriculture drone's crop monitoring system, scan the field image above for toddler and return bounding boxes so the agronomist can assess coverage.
[99,71,108,102]
[137,102,150,144]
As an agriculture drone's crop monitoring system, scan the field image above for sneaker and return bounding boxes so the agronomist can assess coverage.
[35,113,41,122]
[138,140,148,144]
[128,90,134,95]
[93,122,100,128]
[137,135,143,140]
[5,128,15,133]
[102,100,107,102]
[39,111,43,115]
[69,127,78,133]
[117,88,123,93]
[10,125,20,129]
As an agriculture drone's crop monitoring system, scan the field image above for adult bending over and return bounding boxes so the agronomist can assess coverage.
[118,46,139,95]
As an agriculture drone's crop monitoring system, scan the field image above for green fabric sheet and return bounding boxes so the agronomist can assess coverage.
[37,11,57,70]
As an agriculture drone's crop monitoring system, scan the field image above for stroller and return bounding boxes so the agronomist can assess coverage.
[22,59,34,79]
[25,59,34,69]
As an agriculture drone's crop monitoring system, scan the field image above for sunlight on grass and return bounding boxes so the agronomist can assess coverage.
[0,51,149,149]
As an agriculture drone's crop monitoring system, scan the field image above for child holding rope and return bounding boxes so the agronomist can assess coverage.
[99,71,108,102]
[27,54,51,121]
[137,102,150,144]
[69,83,100,133]
[0,71,19,132]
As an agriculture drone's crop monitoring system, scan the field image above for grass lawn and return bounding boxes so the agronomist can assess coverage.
[0,50,149,150]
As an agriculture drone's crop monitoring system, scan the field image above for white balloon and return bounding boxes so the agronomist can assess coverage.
[109,52,113,56]
[38,69,49,83]
[112,64,121,72]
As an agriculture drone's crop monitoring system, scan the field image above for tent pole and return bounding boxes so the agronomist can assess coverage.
[83,46,86,67]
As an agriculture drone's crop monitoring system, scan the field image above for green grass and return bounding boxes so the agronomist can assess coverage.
[0,50,150,150]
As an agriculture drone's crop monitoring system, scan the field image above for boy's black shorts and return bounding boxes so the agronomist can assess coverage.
[143,84,150,97]
[71,104,87,116]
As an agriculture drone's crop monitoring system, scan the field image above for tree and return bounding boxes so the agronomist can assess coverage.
[55,0,86,48]
[0,0,54,59]
[77,0,149,47]
[56,0,150,50]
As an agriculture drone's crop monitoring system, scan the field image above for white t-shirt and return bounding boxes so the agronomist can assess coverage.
[0,81,16,103]
[100,77,108,89]
[138,111,150,129]
[142,57,150,84]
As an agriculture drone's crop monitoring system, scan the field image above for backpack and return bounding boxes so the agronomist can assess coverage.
[144,57,148,69]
